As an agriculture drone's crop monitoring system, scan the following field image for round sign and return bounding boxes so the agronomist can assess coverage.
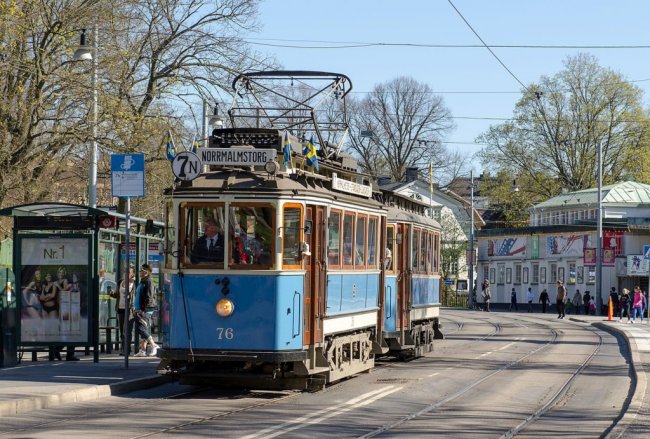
[171,151,201,181]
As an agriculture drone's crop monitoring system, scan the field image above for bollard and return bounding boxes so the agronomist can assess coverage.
[608,297,613,321]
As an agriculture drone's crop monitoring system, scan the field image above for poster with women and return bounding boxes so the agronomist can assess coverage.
[19,237,90,344]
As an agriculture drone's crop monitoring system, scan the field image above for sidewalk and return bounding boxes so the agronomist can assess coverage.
[0,350,168,417]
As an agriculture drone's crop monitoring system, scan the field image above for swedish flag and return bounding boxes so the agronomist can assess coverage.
[190,133,201,153]
[302,135,319,172]
[283,131,293,169]
[165,130,176,160]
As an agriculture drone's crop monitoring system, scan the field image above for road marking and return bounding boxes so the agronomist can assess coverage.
[240,386,403,439]
[478,351,492,358]
[54,376,123,380]
[428,372,439,377]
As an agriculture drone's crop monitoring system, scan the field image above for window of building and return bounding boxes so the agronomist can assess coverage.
[514,264,521,284]
[532,263,539,284]
[497,264,505,285]
[550,262,557,283]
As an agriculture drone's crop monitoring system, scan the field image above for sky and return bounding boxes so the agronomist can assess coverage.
[242,0,650,175]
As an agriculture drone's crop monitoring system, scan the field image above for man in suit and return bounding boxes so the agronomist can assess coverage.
[191,218,224,263]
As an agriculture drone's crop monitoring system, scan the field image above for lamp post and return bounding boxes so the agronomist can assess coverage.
[596,141,603,314]
[469,170,476,308]
[73,27,99,208]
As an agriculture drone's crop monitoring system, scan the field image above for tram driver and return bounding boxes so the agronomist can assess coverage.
[191,218,224,263]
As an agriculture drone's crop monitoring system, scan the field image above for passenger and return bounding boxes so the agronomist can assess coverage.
[481,279,491,312]
[191,218,224,263]
[571,289,582,315]
[583,290,591,315]
[132,264,160,357]
[631,286,645,323]
[509,288,518,312]
[539,288,550,313]
[526,287,534,313]
[384,247,393,270]
[556,280,567,319]
[619,288,631,323]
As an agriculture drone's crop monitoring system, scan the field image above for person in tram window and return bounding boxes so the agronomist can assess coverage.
[191,218,224,263]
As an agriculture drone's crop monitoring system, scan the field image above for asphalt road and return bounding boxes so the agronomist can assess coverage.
[0,311,633,438]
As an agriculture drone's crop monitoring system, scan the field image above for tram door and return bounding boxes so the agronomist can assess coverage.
[304,205,326,345]
[396,223,411,330]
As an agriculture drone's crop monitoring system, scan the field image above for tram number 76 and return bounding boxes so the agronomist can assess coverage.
[216,327,234,340]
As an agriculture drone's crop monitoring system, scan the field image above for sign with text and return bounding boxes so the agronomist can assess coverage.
[197,147,277,166]
[111,153,145,198]
[332,174,372,198]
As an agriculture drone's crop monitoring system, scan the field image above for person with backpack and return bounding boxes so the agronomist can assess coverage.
[619,288,631,323]
[583,290,591,315]
[539,289,550,313]
[132,264,160,357]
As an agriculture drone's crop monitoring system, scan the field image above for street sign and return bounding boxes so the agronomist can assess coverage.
[444,280,455,286]
[644,245,650,260]
[172,151,201,181]
[111,154,144,198]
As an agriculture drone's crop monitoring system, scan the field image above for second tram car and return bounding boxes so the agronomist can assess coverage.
[159,71,443,389]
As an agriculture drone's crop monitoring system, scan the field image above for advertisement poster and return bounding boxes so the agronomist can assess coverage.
[546,234,585,257]
[20,237,89,343]
[626,255,649,276]
[487,237,527,257]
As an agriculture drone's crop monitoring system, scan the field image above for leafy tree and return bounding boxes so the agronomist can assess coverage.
[477,53,650,199]
[345,76,461,183]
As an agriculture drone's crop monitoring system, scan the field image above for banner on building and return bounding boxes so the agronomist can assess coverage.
[546,234,585,257]
[487,237,526,257]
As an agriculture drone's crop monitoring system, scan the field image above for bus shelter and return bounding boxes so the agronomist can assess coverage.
[0,202,163,365]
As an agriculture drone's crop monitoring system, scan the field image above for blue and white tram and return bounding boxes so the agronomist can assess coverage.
[380,192,444,359]
[158,71,443,389]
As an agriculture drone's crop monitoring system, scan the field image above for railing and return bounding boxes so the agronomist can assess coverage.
[442,289,469,308]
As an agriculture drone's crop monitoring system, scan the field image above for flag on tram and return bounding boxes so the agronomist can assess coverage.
[283,131,293,169]
[190,133,201,153]
[303,135,319,172]
[165,130,176,160]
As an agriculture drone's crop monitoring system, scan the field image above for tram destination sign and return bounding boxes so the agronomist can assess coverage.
[332,174,373,198]
[198,147,277,166]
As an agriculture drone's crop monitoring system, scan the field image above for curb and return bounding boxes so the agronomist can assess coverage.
[0,374,170,417]
[593,322,647,439]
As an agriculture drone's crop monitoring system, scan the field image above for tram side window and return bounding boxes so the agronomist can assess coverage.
[342,213,354,267]
[282,206,302,268]
[328,210,341,267]
[385,225,395,271]
[434,233,440,272]
[229,204,275,267]
[412,229,420,272]
[367,217,377,268]
[165,201,175,269]
[184,205,225,267]
[355,215,366,268]
[419,230,426,273]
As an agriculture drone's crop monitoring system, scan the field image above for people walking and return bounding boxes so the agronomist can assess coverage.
[527,287,534,312]
[132,264,160,357]
[620,288,631,323]
[509,288,518,311]
[631,286,646,324]
[114,266,135,355]
[583,290,591,315]
[481,279,491,312]
[572,289,582,315]
[556,280,567,319]
[539,289,550,313]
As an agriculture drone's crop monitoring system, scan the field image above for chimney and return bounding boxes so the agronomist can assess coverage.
[377,175,392,186]
[405,167,419,182]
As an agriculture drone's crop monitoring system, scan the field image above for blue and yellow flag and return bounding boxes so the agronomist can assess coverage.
[165,130,176,160]
[303,135,319,172]
[283,131,293,169]
[190,133,201,153]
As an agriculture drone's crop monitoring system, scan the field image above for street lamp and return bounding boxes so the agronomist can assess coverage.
[596,142,603,313]
[73,27,99,208]
[468,170,476,308]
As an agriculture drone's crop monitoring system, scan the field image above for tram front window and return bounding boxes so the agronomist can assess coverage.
[184,205,226,267]
[229,205,274,268]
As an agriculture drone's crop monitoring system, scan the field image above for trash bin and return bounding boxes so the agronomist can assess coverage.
[0,274,18,368]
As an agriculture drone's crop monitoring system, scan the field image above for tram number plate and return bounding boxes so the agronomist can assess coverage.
[216,327,234,340]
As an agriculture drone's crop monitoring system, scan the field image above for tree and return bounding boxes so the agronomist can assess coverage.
[345,76,459,183]
[477,53,650,199]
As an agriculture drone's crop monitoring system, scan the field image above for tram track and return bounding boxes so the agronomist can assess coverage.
[357,314,608,438]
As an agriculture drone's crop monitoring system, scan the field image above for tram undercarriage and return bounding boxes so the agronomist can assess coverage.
[384,317,444,359]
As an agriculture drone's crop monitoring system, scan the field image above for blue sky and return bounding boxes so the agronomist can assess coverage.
[243,0,650,174]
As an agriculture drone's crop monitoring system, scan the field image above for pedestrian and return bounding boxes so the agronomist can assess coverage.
[572,289,582,315]
[131,264,160,357]
[509,288,518,311]
[583,290,591,315]
[589,298,596,315]
[481,279,491,312]
[527,287,534,312]
[619,288,631,323]
[556,280,567,319]
[112,266,135,355]
[539,289,550,313]
[631,286,646,324]
[610,287,619,317]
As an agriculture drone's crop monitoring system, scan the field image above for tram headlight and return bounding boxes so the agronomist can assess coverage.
[264,159,279,175]
[215,298,235,317]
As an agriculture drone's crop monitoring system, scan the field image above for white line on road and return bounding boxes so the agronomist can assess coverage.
[428,372,439,377]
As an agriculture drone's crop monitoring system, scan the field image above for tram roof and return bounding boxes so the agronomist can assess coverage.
[386,206,441,229]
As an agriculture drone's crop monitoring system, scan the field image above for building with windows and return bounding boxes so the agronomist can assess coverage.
[476,181,650,308]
